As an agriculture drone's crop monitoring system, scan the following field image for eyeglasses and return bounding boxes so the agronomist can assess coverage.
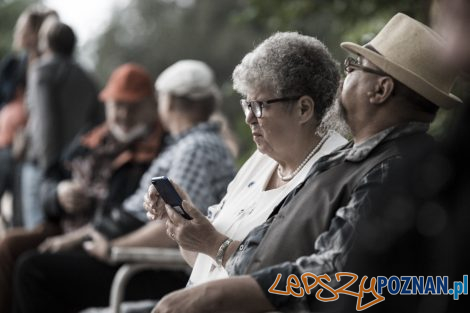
[240,96,301,118]
[344,57,388,76]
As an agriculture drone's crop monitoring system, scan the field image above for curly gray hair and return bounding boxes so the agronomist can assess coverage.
[232,32,340,121]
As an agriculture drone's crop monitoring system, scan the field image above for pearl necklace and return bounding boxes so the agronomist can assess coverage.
[277,134,329,181]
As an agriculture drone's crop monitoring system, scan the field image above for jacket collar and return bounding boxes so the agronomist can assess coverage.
[345,122,429,162]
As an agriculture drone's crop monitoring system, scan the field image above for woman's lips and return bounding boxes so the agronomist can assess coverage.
[251,126,261,136]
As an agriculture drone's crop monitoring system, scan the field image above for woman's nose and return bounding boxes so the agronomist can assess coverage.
[244,109,257,125]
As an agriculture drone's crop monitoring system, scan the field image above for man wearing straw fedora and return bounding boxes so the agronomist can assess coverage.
[149,13,461,313]
[329,2,470,312]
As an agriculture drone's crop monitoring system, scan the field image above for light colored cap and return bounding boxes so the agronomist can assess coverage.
[155,60,220,100]
[341,13,462,109]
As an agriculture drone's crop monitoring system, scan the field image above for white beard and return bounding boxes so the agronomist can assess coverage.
[109,124,148,143]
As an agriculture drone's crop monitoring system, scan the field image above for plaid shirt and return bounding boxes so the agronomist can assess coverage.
[226,122,428,312]
[123,122,236,222]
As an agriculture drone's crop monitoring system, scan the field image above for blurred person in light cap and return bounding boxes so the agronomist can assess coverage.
[147,14,463,313]
[155,60,220,130]
[1,63,164,313]
[155,59,221,101]
[12,60,236,313]
[156,59,238,157]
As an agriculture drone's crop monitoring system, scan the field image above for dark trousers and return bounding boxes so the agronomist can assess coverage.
[0,222,61,313]
[0,148,13,197]
[13,249,189,313]
[0,147,23,227]
[0,148,14,226]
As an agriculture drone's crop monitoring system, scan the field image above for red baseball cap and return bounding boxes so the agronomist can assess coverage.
[99,63,153,103]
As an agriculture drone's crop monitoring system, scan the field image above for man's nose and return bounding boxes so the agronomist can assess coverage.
[116,107,130,119]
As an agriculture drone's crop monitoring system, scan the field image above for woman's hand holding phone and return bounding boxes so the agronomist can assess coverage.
[144,184,168,220]
[144,177,227,258]
[164,200,226,258]
[144,178,192,221]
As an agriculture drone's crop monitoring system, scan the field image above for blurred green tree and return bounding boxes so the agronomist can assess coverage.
[92,0,454,165]
[234,0,459,139]
[0,0,34,57]
[1,0,461,165]
[92,0,274,165]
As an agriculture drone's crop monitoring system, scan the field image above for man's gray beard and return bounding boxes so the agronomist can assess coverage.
[109,124,148,143]
[317,98,352,139]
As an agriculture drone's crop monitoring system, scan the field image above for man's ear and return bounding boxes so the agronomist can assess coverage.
[297,95,315,124]
[369,76,394,104]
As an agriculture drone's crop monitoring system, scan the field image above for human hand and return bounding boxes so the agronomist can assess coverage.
[165,200,226,258]
[38,233,84,253]
[151,283,214,313]
[82,229,111,262]
[143,180,191,221]
[57,180,91,214]
[143,184,167,221]
[152,276,274,313]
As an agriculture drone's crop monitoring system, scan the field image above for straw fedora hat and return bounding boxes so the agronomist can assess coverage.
[341,13,461,109]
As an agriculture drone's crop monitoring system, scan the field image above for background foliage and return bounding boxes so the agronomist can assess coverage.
[0,0,34,56]
[2,0,459,166]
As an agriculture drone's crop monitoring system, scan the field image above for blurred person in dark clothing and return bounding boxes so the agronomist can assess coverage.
[0,63,163,313]
[0,5,59,227]
[21,21,103,229]
[0,60,27,224]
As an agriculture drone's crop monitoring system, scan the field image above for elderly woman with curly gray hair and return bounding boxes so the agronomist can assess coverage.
[144,31,346,312]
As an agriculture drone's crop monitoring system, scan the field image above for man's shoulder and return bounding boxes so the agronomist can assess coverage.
[375,131,436,166]
[30,57,56,81]
[35,56,90,79]
[34,55,69,71]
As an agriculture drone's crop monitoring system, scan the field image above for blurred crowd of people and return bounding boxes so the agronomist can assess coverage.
[0,5,102,229]
[0,0,469,312]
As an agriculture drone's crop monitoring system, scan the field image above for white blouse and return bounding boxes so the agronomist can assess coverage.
[187,131,347,286]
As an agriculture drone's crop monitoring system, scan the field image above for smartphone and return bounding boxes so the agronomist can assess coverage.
[151,176,192,220]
